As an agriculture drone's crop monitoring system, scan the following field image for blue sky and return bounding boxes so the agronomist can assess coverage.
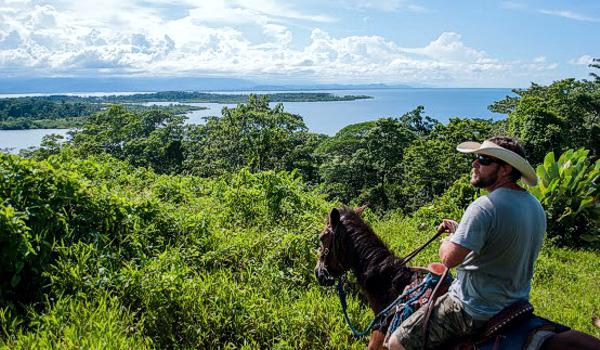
[0,0,598,87]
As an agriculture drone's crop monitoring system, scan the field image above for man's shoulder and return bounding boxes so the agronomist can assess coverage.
[469,195,494,211]
[485,189,546,220]
[486,188,540,205]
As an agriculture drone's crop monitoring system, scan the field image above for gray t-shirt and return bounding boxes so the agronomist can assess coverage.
[448,188,546,320]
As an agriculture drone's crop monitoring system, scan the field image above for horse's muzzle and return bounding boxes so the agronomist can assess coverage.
[315,266,336,286]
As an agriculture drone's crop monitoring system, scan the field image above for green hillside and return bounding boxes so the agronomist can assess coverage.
[1,154,598,349]
[2,66,600,348]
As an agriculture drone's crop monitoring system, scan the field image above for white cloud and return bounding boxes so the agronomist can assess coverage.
[539,9,600,22]
[569,55,596,65]
[400,32,488,63]
[261,23,292,46]
[347,0,427,13]
[0,1,565,86]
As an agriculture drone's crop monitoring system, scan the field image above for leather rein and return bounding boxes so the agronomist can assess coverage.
[400,227,446,266]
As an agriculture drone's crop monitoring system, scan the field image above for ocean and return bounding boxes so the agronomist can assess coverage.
[0,88,513,151]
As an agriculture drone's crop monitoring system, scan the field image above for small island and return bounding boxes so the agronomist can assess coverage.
[0,91,371,129]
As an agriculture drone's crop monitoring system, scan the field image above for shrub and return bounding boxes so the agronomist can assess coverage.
[528,148,600,246]
[210,168,328,231]
[0,295,151,349]
[0,153,213,307]
[119,248,366,349]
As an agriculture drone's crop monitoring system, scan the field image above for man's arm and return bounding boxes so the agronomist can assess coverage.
[439,239,471,268]
[437,219,472,268]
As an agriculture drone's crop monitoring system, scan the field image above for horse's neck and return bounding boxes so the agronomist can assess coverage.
[349,241,412,313]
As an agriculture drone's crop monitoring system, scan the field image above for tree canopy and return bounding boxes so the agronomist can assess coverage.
[183,95,321,181]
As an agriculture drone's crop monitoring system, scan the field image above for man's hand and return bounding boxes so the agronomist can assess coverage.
[438,219,458,235]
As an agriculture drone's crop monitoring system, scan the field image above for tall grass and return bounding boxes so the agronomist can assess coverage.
[1,152,598,349]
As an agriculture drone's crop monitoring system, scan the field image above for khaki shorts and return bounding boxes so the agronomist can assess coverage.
[391,293,486,350]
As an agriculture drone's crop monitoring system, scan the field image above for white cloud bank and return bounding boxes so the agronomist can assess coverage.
[0,1,563,86]
[569,55,596,66]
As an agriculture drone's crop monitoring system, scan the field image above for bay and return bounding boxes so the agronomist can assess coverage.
[180,88,512,135]
[0,88,513,151]
[0,129,70,153]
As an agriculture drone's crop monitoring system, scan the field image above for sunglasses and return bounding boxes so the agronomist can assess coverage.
[475,154,503,166]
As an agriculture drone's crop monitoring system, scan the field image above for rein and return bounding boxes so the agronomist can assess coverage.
[400,227,446,265]
[336,227,448,338]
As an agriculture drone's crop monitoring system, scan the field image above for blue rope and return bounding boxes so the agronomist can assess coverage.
[337,272,453,338]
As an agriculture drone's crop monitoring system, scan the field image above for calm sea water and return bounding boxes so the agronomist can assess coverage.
[0,88,513,151]
[0,129,70,153]
[181,88,513,134]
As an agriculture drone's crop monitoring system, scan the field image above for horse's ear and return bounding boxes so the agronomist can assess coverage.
[354,205,368,217]
[329,208,341,229]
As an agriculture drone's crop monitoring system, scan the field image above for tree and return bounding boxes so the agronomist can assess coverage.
[317,107,434,211]
[183,95,320,181]
[399,118,494,212]
[398,105,438,136]
[491,63,600,165]
[70,105,186,173]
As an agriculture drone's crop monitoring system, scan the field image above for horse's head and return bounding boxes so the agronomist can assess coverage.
[314,206,365,286]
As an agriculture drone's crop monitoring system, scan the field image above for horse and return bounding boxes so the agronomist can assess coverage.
[314,206,600,350]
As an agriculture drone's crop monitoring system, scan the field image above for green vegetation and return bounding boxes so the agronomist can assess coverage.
[122,103,207,115]
[0,98,206,130]
[0,98,100,129]
[0,116,89,130]
[184,95,322,180]
[1,61,599,347]
[69,105,186,174]
[490,76,600,164]
[528,148,600,246]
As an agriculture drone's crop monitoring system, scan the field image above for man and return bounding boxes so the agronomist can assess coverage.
[388,136,546,350]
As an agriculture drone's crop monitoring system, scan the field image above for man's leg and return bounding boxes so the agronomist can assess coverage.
[387,334,406,350]
[388,293,479,350]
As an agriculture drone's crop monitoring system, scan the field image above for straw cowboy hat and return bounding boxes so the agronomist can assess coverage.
[456,140,538,186]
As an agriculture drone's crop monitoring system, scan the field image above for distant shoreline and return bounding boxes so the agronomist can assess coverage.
[0,92,371,130]
[0,86,516,98]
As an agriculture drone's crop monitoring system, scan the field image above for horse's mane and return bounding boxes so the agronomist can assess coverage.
[337,207,412,293]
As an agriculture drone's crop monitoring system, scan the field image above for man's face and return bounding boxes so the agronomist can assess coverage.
[470,154,502,188]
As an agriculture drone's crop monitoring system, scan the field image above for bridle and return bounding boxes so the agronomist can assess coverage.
[318,220,351,283]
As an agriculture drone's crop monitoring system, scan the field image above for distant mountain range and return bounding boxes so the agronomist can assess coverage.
[0,77,414,94]
[251,83,414,91]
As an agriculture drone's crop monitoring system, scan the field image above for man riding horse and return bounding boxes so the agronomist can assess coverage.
[388,136,547,349]
[316,136,600,349]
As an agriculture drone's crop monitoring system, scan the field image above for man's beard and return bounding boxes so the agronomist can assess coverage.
[471,169,498,188]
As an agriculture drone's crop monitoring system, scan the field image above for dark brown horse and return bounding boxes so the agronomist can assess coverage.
[314,206,600,350]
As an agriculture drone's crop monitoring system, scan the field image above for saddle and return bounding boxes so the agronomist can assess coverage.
[380,261,570,350]
[383,285,569,350]
[450,300,570,350]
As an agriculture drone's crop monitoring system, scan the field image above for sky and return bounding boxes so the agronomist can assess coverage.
[0,0,599,87]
